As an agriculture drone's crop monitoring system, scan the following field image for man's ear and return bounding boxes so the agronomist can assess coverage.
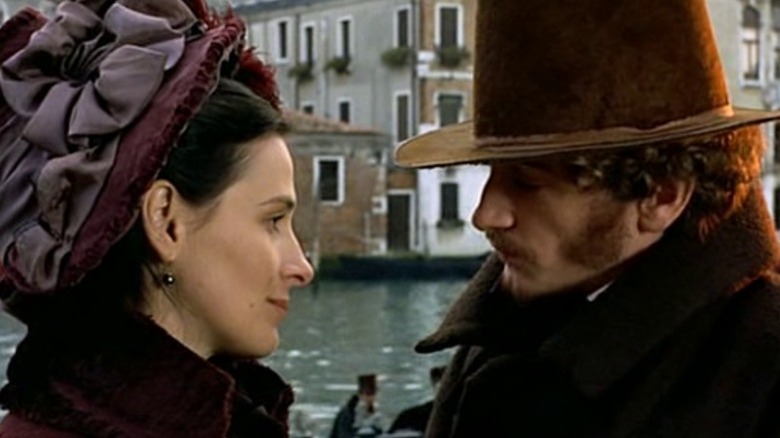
[140,180,188,263]
[637,178,695,233]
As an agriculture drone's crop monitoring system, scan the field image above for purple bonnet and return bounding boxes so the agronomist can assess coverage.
[0,0,273,294]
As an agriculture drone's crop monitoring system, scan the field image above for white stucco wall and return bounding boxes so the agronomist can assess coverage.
[417,165,490,256]
[707,0,765,109]
[709,0,779,227]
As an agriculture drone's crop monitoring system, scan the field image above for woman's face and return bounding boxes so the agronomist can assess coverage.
[165,134,314,358]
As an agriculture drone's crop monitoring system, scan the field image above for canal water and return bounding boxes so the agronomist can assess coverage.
[0,279,466,437]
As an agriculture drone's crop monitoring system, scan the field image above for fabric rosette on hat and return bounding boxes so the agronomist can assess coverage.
[0,0,279,294]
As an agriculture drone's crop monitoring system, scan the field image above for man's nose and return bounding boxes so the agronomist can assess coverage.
[471,172,514,232]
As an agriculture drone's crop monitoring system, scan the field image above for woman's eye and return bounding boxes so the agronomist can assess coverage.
[268,215,285,231]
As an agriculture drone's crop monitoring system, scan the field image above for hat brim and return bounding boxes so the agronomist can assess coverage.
[395,107,780,168]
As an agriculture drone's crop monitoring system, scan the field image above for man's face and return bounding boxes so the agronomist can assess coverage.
[472,161,641,300]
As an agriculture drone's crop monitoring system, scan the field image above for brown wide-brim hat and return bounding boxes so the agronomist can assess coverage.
[0,0,277,294]
[395,0,780,168]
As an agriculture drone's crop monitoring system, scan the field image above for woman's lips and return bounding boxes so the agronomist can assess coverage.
[267,298,289,313]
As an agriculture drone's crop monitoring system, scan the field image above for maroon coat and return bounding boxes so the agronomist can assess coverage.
[417,187,780,437]
[0,310,293,437]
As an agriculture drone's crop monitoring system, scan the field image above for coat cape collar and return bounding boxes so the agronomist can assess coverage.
[0,311,292,437]
[416,186,780,398]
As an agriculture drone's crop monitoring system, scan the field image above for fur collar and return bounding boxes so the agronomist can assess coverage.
[416,185,780,397]
[0,311,292,437]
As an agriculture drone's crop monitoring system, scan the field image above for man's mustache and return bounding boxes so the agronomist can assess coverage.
[485,230,518,256]
[485,230,537,265]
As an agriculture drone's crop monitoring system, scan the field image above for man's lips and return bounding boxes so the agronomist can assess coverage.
[491,244,517,260]
[486,232,517,260]
[493,246,527,268]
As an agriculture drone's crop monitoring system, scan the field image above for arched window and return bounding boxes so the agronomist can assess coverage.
[742,5,761,81]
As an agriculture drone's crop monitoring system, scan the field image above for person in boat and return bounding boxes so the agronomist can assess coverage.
[394,0,780,436]
[0,0,313,436]
[330,374,385,438]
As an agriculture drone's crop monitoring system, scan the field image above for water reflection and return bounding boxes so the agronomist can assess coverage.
[266,279,461,437]
[0,279,464,437]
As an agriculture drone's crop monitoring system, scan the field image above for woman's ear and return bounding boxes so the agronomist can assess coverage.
[140,180,187,263]
[637,178,695,233]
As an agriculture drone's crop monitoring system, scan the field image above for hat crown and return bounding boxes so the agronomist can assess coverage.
[475,0,730,140]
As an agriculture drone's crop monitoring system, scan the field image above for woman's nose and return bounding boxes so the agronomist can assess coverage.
[285,241,315,287]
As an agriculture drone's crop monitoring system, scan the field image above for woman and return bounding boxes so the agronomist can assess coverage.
[0,0,313,436]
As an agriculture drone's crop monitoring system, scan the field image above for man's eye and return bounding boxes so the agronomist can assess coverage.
[511,177,541,190]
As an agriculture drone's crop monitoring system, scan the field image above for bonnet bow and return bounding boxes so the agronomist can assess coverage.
[0,0,200,292]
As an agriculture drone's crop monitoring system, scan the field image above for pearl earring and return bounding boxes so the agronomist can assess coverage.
[161,272,176,286]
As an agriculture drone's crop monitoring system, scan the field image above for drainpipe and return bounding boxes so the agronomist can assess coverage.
[311,169,321,271]
[410,0,422,253]
[321,16,330,119]
[364,212,371,254]
[410,0,420,138]
[293,11,301,110]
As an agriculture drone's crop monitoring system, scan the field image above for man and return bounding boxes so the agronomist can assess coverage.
[387,366,446,436]
[330,374,384,438]
[394,0,780,437]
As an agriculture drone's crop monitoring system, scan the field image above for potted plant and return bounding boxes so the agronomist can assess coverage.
[381,46,413,68]
[325,55,351,75]
[288,62,314,82]
[436,46,470,68]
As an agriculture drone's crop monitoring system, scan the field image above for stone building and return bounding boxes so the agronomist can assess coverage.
[283,110,391,264]
[234,0,490,257]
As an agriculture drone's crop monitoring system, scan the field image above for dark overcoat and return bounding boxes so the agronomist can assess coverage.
[0,310,293,438]
[417,188,780,437]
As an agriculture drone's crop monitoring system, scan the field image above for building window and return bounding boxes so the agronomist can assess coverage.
[301,102,315,114]
[775,38,780,80]
[438,93,463,127]
[395,93,411,142]
[275,19,291,62]
[396,7,411,48]
[439,182,461,226]
[774,123,780,165]
[742,5,761,82]
[315,156,344,204]
[437,5,461,49]
[774,186,780,229]
[249,22,264,50]
[338,17,353,58]
[338,99,352,123]
[301,23,316,64]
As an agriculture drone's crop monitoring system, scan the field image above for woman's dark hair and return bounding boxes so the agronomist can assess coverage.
[7,78,287,321]
[160,78,288,206]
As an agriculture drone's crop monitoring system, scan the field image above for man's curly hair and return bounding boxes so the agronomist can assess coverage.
[554,125,764,239]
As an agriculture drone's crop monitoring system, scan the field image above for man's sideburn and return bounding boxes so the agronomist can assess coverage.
[564,193,633,272]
